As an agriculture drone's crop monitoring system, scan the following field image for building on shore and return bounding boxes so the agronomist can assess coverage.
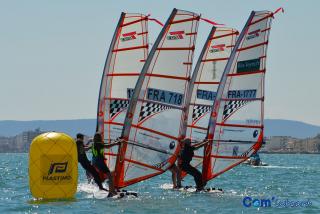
[0,128,43,153]
[261,134,320,153]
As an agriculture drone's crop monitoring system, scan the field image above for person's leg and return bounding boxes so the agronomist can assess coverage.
[176,167,182,187]
[97,159,117,195]
[170,164,182,188]
[183,164,203,190]
[169,166,177,188]
[81,159,106,190]
[105,170,116,195]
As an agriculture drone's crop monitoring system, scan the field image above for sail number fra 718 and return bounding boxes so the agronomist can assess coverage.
[147,88,184,106]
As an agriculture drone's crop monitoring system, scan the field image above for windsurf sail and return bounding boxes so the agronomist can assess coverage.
[114,8,200,188]
[96,13,149,172]
[182,27,238,176]
[202,10,279,182]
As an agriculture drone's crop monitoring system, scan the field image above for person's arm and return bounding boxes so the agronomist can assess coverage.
[103,141,120,148]
[192,140,209,150]
[84,146,91,151]
[84,139,93,151]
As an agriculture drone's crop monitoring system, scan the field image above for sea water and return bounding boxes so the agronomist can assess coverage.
[0,153,319,213]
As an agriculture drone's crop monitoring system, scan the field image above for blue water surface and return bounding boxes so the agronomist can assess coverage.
[0,153,319,213]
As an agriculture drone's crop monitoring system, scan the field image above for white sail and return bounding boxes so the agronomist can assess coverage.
[114,8,200,188]
[182,27,238,175]
[96,13,149,172]
[202,10,277,182]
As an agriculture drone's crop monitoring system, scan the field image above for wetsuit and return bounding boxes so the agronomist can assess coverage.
[180,143,203,190]
[92,141,110,174]
[92,140,117,196]
[76,139,105,190]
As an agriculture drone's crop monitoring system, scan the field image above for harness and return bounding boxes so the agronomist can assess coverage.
[92,142,104,157]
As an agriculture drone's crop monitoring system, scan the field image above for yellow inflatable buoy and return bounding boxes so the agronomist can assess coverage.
[29,132,78,199]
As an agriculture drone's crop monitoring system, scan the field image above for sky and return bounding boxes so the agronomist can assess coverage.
[1,0,319,126]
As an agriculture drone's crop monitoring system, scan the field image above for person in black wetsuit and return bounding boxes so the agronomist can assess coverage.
[76,133,107,191]
[179,138,208,191]
[91,132,118,196]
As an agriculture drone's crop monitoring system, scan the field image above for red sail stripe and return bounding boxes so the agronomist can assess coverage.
[145,73,190,80]
[186,32,197,36]
[208,159,247,181]
[201,57,229,62]
[227,69,265,77]
[120,171,163,188]
[194,81,219,84]
[131,124,179,141]
[237,41,268,52]
[104,121,124,126]
[156,46,195,51]
[124,158,165,172]
[261,27,271,32]
[170,16,200,24]
[121,17,148,27]
[211,32,239,40]
[187,124,207,131]
[215,123,264,129]
[221,97,264,102]
[113,45,149,52]
[107,73,140,76]
[104,153,118,156]
[137,31,148,35]
[189,103,212,107]
[249,14,273,26]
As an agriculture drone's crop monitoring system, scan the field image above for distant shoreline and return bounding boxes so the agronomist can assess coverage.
[260,151,320,155]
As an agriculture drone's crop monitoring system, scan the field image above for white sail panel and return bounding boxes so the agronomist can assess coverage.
[96,13,149,171]
[181,27,238,175]
[203,11,275,182]
[114,9,200,188]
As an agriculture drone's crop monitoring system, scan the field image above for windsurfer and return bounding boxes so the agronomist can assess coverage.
[76,133,108,191]
[92,132,118,197]
[179,138,208,191]
[250,153,261,166]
